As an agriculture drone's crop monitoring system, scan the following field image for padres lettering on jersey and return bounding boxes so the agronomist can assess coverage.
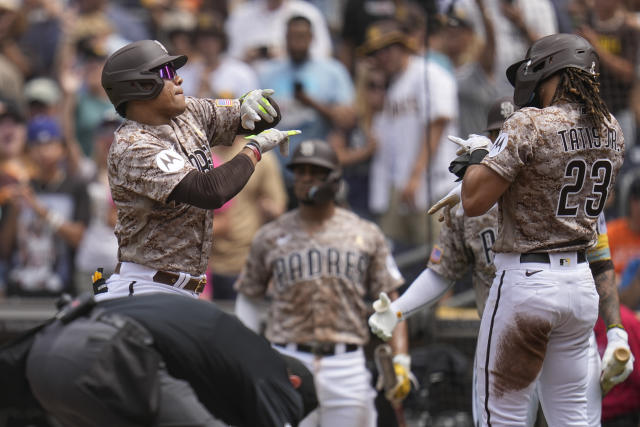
[236,208,404,345]
[482,103,624,253]
[272,248,369,292]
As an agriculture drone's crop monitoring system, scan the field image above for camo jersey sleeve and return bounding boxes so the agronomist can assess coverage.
[109,125,195,203]
[428,206,499,315]
[428,211,469,282]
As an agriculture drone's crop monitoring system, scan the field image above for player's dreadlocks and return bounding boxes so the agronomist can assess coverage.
[552,67,611,132]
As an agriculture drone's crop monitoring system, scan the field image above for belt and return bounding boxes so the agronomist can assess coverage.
[520,251,586,264]
[274,342,359,356]
[114,263,207,293]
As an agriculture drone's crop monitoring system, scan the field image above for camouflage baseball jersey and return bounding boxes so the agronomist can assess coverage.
[108,96,241,276]
[482,103,624,253]
[235,207,404,345]
[428,205,499,316]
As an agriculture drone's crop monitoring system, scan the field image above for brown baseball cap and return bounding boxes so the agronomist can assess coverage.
[485,97,517,132]
[358,20,416,56]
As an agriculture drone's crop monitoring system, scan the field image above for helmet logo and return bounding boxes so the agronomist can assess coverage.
[589,61,596,75]
[153,40,169,54]
[300,141,315,156]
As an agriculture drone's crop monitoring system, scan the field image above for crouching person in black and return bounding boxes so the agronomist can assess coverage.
[2,293,317,427]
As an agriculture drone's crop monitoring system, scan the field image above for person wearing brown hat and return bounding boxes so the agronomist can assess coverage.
[363,19,459,249]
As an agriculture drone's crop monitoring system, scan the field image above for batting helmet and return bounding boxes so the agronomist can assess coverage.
[506,34,598,107]
[287,140,342,204]
[287,139,340,172]
[101,40,187,117]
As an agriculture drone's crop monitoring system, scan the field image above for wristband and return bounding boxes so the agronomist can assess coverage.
[244,143,261,162]
[607,323,625,331]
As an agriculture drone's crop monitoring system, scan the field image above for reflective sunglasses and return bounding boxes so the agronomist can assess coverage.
[156,63,177,80]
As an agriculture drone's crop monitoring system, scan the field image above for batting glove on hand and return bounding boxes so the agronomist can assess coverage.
[388,354,418,402]
[428,184,463,226]
[245,129,301,157]
[601,327,634,392]
[448,134,492,156]
[369,292,399,342]
[240,89,279,131]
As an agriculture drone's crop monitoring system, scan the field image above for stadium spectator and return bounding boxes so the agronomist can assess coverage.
[5,116,89,296]
[23,77,61,120]
[0,99,27,297]
[576,0,640,150]
[362,19,458,248]
[179,13,258,99]
[226,0,332,63]
[258,15,355,196]
[328,64,385,220]
[457,0,558,96]
[443,1,501,139]
[0,0,26,103]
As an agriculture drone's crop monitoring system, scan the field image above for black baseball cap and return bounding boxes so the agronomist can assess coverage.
[485,97,517,132]
[0,98,24,123]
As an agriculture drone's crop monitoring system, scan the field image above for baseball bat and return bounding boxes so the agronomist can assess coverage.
[374,345,407,427]
[600,347,631,395]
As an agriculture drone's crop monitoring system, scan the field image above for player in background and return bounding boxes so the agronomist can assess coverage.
[234,140,410,427]
[460,33,625,425]
[97,39,299,301]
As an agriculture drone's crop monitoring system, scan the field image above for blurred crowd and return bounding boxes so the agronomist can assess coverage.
[0,0,640,306]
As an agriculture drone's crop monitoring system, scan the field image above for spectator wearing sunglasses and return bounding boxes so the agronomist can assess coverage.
[98,39,299,301]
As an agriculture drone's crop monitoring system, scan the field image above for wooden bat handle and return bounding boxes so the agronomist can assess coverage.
[614,347,631,364]
[601,347,632,395]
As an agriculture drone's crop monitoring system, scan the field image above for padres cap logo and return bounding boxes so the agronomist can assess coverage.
[300,140,315,157]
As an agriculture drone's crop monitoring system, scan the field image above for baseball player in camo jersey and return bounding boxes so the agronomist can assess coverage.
[458,33,625,425]
[234,140,410,427]
[97,40,299,301]
[369,96,633,426]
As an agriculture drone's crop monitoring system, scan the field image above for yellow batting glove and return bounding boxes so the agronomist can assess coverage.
[387,354,416,402]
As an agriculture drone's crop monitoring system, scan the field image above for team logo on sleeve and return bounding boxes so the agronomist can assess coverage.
[488,132,508,158]
[215,99,233,107]
[155,149,185,173]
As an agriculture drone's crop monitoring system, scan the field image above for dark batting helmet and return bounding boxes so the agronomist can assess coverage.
[287,140,342,204]
[101,40,187,117]
[506,34,598,107]
[287,139,340,172]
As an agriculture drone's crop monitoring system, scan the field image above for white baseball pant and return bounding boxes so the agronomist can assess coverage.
[475,252,599,426]
[274,345,377,427]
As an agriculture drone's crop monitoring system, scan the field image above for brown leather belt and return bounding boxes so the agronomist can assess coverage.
[274,342,359,356]
[114,263,206,293]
